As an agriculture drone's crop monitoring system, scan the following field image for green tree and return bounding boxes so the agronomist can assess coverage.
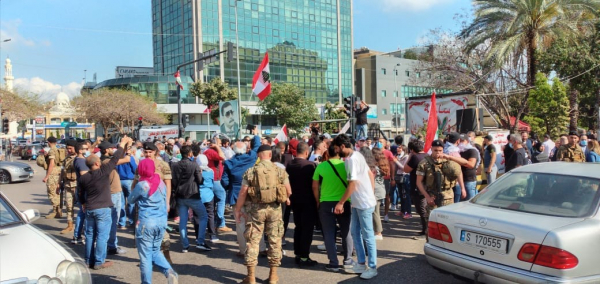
[257,83,319,134]
[523,73,569,138]
[403,50,418,60]
[321,102,348,134]
[190,78,239,124]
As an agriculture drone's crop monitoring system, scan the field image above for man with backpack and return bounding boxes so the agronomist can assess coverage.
[42,136,65,219]
[60,140,79,234]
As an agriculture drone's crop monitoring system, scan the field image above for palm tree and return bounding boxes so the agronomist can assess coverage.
[461,0,600,87]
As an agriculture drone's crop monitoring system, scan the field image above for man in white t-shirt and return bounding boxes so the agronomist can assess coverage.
[333,134,378,280]
[308,140,326,164]
[541,134,555,156]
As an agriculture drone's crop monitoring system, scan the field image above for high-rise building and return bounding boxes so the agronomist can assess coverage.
[151,0,353,105]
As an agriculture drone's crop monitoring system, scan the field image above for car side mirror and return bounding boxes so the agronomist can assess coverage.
[22,209,40,223]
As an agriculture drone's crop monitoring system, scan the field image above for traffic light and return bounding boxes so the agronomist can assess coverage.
[182,114,189,128]
[343,96,354,117]
[227,42,237,62]
[2,118,8,134]
[137,116,143,130]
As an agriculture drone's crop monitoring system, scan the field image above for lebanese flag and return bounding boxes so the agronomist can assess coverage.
[423,92,438,153]
[273,124,288,145]
[252,52,271,100]
[174,70,184,90]
[203,105,212,113]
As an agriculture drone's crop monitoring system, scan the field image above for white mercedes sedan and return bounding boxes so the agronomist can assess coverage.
[425,162,600,284]
[0,191,91,284]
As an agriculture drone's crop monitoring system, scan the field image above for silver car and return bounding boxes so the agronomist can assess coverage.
[0,161,34,184]
[425,162,600,283]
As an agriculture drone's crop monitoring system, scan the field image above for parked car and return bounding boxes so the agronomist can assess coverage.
[20,144,43,160]
[0,161,34,184]
[425,162,600,283]
[0,191,91,283]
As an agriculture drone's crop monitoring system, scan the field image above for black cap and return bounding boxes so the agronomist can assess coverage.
[258,145,271,153]
[143,142,158,151]
[98,141,116,151]
[484,135,493,141]
[65,140,77,147]
[569,131,578,136]
[431,139,444,148]
[447,132,460,144]
[47,136,57,143]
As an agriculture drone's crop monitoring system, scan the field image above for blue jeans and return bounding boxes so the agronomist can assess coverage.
[136,221,174,284]
[178,198,208,248]
[119,180,134,226]
[213,181,226,228]
[108,193,122,250]
[464,181,478,200]
[356,124,368,138]
[74,204,86,240]
[84,207,112,267]
[351,206,377,269]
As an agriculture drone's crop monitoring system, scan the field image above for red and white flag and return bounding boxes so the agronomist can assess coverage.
[272,124,288,145]
[423,92,438,153]
[252,52,271,100]
[203,105,212,113]
[174,70,184,90]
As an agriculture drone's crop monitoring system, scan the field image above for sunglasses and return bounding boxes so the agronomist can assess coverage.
[225,110,234,117]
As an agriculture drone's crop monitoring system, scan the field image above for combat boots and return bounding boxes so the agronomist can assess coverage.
[60,221,74,234]
[45,207,58,219]
[241,266,256,284]
[56,207,63,218]
[268,267,279,284]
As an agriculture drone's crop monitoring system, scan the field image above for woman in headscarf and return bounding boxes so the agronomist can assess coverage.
[129,159,178,284]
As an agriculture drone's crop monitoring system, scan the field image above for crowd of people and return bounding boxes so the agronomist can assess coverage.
[37,126,600,283]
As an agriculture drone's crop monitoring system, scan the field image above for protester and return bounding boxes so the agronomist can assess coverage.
[505,134,529,172]
[333,134,378,280]
[71,142,90,245]
[194,153,217,247]
[444,135,478,201]
[354,100,370,138]
[404,141,428,235]
[541,134,555,156]
[378,138,396,223]
[204,137,231,233]
[368,147,389,240]
[532,142,549,163]
[482,135,498,184]
[309,140,326,163]
[586,140,600,162]
[129,158,179,284]
[117,145,138,228]
[393,145,411,218]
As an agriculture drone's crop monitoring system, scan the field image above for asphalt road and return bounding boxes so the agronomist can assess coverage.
[0,160,467,284]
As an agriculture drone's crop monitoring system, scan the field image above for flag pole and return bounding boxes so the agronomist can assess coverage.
[235,0,242,140]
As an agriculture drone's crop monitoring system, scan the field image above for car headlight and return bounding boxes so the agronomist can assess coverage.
[6,166,24,172]
[37,260,91,284]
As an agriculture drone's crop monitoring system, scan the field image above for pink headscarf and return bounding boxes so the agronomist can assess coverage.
[138,159,161,197]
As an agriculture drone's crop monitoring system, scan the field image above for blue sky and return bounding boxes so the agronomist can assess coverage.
[2,0,471,101]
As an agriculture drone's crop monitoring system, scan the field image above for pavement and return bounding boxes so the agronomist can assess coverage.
[0,160,467,284]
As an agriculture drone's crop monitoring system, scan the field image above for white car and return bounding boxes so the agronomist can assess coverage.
[0,191,91,284]
[425,162,600,283]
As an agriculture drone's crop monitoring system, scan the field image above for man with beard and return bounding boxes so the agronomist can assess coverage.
[220,102,239,138]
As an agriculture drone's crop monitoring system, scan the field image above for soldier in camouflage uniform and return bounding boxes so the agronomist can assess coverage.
[43,137,62,219]
[416,140,465,227]
[132,142,173,263]
[556,131,586,162]
[60,140,79,234]
[234,145,291,284]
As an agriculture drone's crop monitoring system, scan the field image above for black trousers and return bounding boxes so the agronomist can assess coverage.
[411,191,427,233]
[291,200,317,258]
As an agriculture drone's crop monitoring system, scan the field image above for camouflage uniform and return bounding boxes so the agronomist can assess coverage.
[242,160,289,268]
[61,155,78,222]
[46,146,62,208]
[416,157,462,218]
[555,144,585,162]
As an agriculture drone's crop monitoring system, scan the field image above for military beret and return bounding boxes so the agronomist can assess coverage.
[447,132,460,143]
[258,145,272,153]
[143,142,158,151]
[431,139,444,148]
[98,141,116,151]
[65,139,77,147]
[568,131,578,136]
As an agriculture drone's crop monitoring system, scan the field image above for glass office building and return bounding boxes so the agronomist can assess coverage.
[152,0,353,104]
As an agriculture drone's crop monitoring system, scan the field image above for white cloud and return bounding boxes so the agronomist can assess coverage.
[0,19,51,47]
[381,0,455,11]
[14,77,82,102]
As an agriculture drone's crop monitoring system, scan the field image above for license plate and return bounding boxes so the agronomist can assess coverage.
[460,230,508,254]
[29,172,33,177]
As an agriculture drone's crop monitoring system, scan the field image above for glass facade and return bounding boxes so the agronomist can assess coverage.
[152,0,353,104]
[93,75,195,104]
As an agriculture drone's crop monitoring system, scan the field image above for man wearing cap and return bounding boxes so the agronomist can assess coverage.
[235,144,291,284]
[60,140,79,234]
[482,135,498,184]
[43,136,63,219]
[416,140,464,231]
[556,131,586,162]
[444,132,461,157]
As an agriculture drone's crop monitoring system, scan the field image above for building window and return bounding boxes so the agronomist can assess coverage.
[291,11,298,18]
[309,14,315,21]
[310,35,316,42]
[395,69,398,76]
[272,7,278,14]
[390,104,396,114]
[427,73,432,79]
[273,29,279,37]
[326,17,332,24]
[393,91,398,97]
[382,108,387,115]
[405,71,410,77]
[252,26,259,34]
[292,32,298,40]
[416,72,421,78]
[381,68,386,75]
[230,22,236,31]
[381,90,387,97]
[251,3,258,11]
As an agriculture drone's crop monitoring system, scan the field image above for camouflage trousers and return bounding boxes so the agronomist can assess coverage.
[425,197,454,218]
[63,185,76,221]
[46,174,61,207]
[244,202,284,267]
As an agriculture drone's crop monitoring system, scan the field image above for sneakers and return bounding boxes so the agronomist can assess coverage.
[383,215,389,223]
[71,237,83,245]
[298,258,318,267]
[345,263,366,274]
[167,269,179,284]
[196,243,212,251]
[360,267,378,279]
[217,226,233,233]
[210,235,220,243]
[403,213,413,219]
[325,264,340,272]
[93,261,114,270]
[317,244,326,251]
[107,247,127,255]
[182,246,190,253]
[374,234,383,240]
[343,260,356,269]
[390,204,397,211]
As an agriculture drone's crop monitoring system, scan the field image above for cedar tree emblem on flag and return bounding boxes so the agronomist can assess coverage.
[252,52,271,101]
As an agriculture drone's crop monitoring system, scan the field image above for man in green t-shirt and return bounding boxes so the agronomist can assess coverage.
[312,145,354,272]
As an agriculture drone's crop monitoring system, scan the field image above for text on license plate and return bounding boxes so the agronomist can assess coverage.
[460,231,508,254]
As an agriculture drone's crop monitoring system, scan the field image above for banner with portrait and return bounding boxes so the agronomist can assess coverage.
[219,100,240,139]
[407,96,469,134]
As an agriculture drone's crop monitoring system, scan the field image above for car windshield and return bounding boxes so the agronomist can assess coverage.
[0,197,22,227]
[472,172,600,218]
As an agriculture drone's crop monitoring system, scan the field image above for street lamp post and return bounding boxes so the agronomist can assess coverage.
[393,63,400,135]
[234,0,242,139]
